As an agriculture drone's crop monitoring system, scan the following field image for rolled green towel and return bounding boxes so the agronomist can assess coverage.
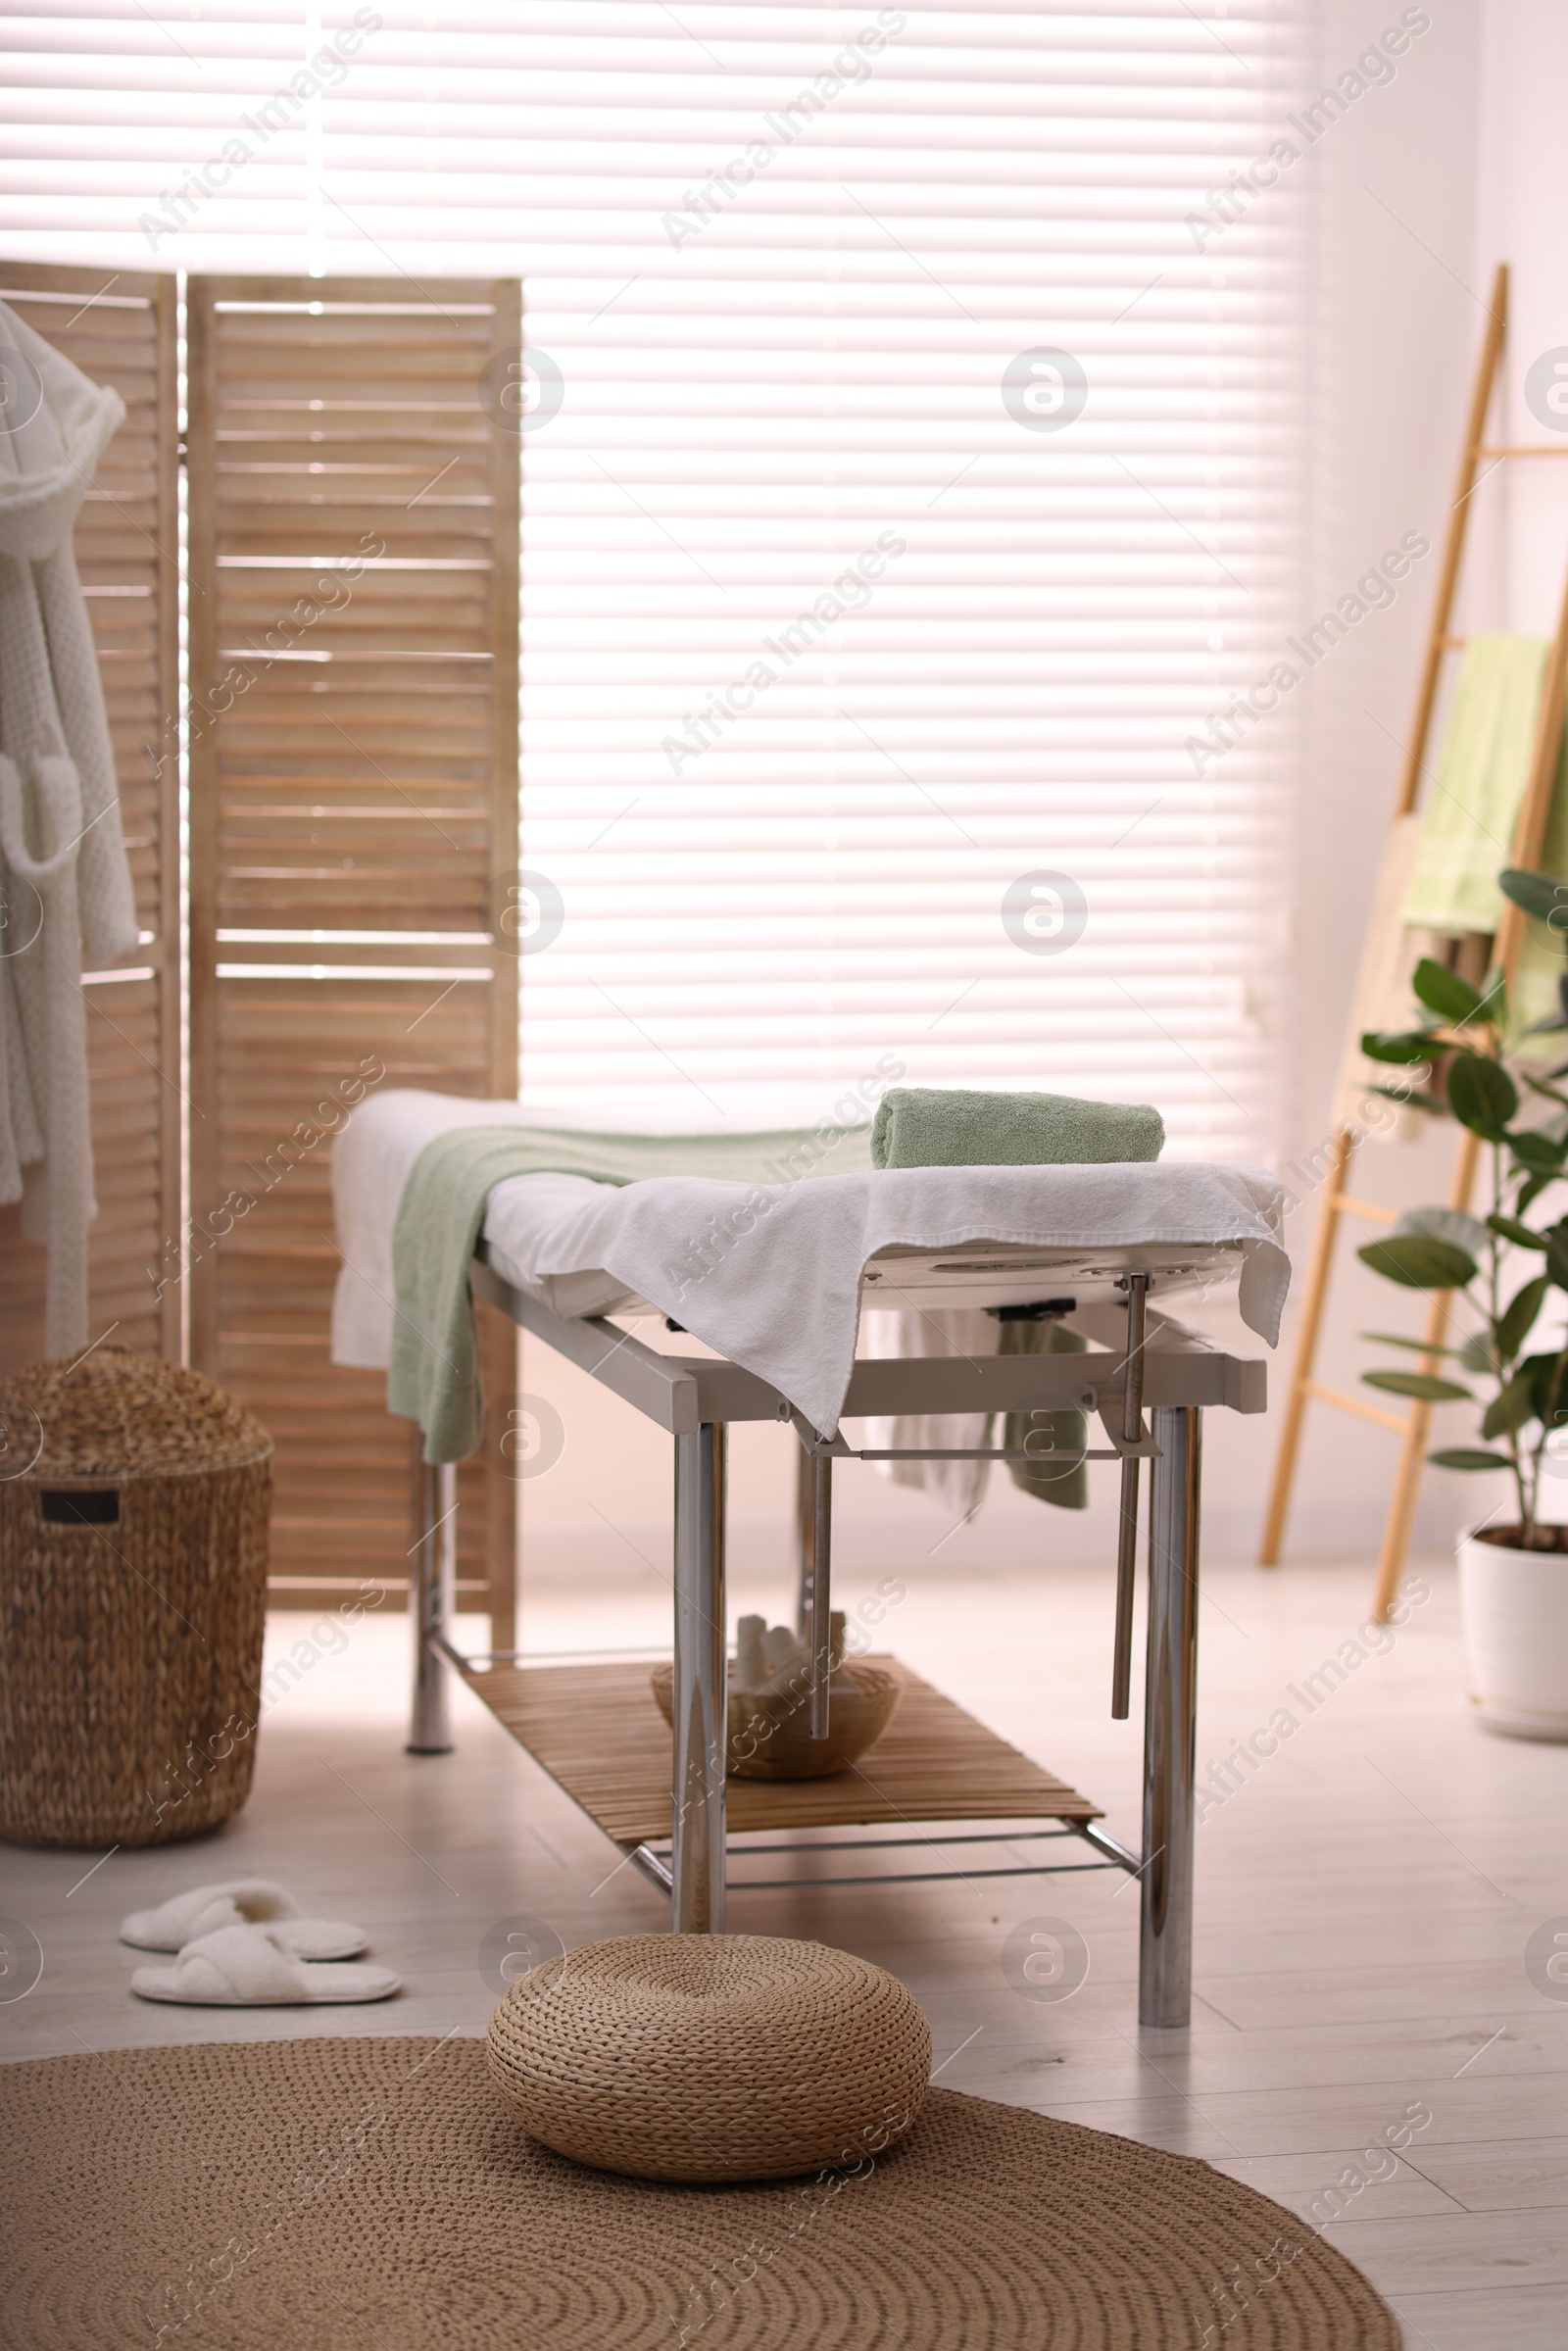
[870,1087,1163,1169]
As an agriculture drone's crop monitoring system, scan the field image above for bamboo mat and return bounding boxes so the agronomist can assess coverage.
[458,1655,1101,1846]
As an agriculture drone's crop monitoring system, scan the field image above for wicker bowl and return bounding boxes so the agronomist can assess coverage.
[649,1656,901,1780]
[487,1933,931,2181]
[0,1348,272,1849]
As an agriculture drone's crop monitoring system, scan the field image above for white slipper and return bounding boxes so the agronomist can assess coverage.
[129,1924,401,2007]
[119,1880,368,1960]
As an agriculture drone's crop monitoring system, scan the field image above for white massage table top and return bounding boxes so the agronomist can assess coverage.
[861,1240,1243,1308]
[331,1093,1288,1437]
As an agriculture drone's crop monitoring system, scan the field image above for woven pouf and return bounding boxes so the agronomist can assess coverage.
[0,1347,272,1849]
[486,1933,932,2181]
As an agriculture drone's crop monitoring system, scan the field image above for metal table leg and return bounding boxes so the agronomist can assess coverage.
[807,1453,833,1738]
[793,1442,812,1639]
[409,1458,457,1754]
[793,1442,832,1732]
[1111,1272,1150,1717]
[671,1422,727,1934]
[1140,1404,1200,2028]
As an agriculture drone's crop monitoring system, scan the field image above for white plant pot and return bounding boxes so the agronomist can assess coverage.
[1457,1528,1568,1740]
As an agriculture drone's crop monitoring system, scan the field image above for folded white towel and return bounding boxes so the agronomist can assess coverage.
[129,1923,400,2007]
[119,1879,367,1960]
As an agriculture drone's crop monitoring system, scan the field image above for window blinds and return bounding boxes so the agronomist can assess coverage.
[0,0,1312,1157]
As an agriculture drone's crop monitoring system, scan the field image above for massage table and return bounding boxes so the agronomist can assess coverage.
[332,1093,1289,2030]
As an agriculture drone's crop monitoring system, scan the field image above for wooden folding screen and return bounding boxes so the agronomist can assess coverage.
[186,275,521,1632]
[0,263,180,1370]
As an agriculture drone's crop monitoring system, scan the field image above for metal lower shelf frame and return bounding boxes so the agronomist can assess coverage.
[627,1817,1143,1896]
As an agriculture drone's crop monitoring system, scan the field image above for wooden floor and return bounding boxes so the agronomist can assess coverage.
[3,1548,1565,2350]
[464,1653,1100,1844]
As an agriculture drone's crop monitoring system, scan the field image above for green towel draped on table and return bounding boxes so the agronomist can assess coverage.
[1000,1316,1093,1512]
[389,1123,872,1464]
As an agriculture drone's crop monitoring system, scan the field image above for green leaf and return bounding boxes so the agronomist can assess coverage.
[1483,1369,1538,1439]
[1360,1029,1436,1066]
[1429,1447,1516,1471]
[1509,1128,1567,1174]
[1363,1370,1474,1402]
[1497,1274,1548,1361]
[1547,1224,1568,1294]
[1358,1330,1464,1356]
[1459,1330,1499,1375]
[1521,1349,1568,1422]
[1411,957,1487,1024]
[1498,867,1568,927]
[1488,1213,1547,1250]
[1396,1205,1492,1258]
[1368,1085,1447,1113]
[1447,1052,1518,1136]
[1518,1170,1556,1214]
[1358,1235,1478,1290]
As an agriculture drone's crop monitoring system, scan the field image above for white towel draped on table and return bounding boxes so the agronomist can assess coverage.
[331,1093,1290,1445]
[0,301,139,1350]
[473,1162,1290,1439]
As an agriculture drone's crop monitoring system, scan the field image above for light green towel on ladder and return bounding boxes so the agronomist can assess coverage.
[1399,631,1568,1042]
[1402,634,1551,934]
[1514,720,1568,1049]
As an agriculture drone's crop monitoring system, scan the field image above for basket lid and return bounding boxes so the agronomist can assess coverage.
[0,1347,272,1482]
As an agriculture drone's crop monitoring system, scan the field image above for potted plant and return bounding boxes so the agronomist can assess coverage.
[1358,865,1568,1738]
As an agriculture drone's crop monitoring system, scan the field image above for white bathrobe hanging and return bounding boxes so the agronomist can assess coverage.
[0,301,139,1352]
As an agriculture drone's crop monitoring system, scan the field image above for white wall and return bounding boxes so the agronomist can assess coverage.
[1475,2,1568,617]
[515,1,1568,1612]
[1277,0,1568,1559]
[1465,0,1568,1530]
[1267,0,1492,1558]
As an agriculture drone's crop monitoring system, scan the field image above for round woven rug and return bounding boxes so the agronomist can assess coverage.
[0,2036,1398,2350]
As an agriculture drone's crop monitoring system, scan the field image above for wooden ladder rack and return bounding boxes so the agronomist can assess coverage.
[1259,262,1568,1616]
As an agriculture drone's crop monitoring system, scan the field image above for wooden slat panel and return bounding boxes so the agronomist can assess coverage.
[464,1658,1102,1848]
[0,264,179,1369]
[188,274,521,1640]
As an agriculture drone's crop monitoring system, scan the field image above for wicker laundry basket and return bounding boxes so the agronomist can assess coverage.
[0,1348,272,1849]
